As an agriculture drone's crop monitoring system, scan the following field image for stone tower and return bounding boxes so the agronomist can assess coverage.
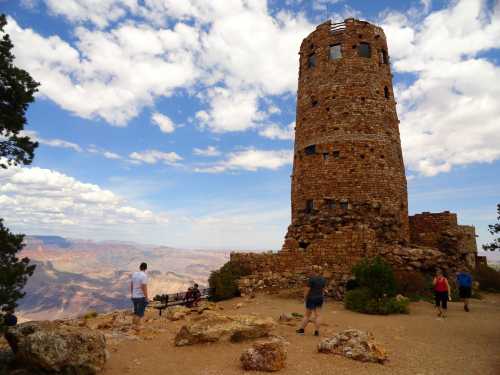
[283,18,409,254]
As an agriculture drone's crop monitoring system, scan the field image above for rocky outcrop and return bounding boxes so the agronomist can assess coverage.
[318,329,387,364]
[240,339,287,372]
[166,306,191,321]
[175,312,276,346]
[5,321,107,374]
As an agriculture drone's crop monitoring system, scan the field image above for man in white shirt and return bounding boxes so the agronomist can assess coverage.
[130,262,148,331]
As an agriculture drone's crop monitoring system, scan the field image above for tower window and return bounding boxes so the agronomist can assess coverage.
[311,98,318,107]
[305,199,314,213]
[304,145,316,155]
[379,49,389,64]
[384,86,390,99]
[325,199,336,209]
[307,53,316,69]
[332,150,340,159]
[329,44,342,60]
[323,153,329,160]
[340,201,349,210]
[357,43,371,58]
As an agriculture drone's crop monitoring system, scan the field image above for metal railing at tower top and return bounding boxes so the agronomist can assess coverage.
[330,21,346,33]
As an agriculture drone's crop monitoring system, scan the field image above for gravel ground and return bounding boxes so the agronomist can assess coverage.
[102,293,500,375]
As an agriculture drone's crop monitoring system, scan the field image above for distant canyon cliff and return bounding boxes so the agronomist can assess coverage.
[17,236,229,321]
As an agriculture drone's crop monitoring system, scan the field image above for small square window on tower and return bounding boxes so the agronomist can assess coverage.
[305,199,314,213]
[307,53,316,69]
[340,201,349,210]
[384,86,390,99]
[329,44,342,60]
[379,49,389,64]
[332,150,340,159]
[323,153,329,160]
[304,145,316,155]
[325,199,336,209]
[357,42,371,58]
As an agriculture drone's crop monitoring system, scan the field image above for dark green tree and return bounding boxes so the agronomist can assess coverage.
[0,220,36,313]
[1,14,39,169]
[483,204,500,252]
[0,14,38,321]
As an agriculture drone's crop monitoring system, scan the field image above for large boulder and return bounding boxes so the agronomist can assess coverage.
[318,329,387,364]
[5,321,107,374]
[240,339,287,372]
[175,311,276,346]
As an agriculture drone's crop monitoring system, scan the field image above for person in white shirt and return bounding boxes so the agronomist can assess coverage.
[130,262,148,331]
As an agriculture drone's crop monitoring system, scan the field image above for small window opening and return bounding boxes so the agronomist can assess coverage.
[311,98,318,107]
[360,154,365,159]
[332,150,340,159]
[304,145,316,155]
[361,97,366,103]
[323,153,329,161]
[307,53,316,69]
[326,107,330,112]
[299,241,309,250]
[358,34,363,39]
[305,200,314,213]
[358,42,371,58]
[384,86,390,99]
[325,199,336,209]
[333,127,339,131]
[340,201,349,210]
[329,44,342,60]
[379,49,389,64]
[380,155,385,159]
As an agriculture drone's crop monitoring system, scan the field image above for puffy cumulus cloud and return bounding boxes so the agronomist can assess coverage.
[0,166,168,230]
[151,112,175,133]
[5,18,199,125]
[44,0,139,28]
[129,149,183,165]
[381,0,500,176]
[6,1,313,132]
[259,122,295,140]
[193,146,221,157]
[195,148,292,173]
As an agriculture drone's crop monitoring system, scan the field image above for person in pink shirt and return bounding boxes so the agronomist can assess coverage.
[433,269,452,318]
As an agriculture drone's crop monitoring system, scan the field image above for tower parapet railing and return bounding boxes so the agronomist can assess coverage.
[330,21,346,33]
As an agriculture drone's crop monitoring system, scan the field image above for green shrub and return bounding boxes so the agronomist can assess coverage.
[352,256,396,298]
[208,261,251,301]
[83,310,98,319]
[344,288,409,315]
[474,265,500,293]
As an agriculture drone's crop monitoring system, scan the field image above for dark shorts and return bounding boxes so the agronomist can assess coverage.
[435,291,448,309]
[132,297,148,317]
[306,297,324,310]
[459,286,472,299]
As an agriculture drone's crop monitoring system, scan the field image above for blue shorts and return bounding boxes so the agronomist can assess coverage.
[306,297,324,310]
[132,297,148,317]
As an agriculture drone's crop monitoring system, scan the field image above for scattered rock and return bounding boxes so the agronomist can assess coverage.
[5,321,107,374]
[167,306,191,321]
[240,339,287,372]
[278,313,293,322]
[236,303,244,309]
[318,329,387,364]
[175,311,276,346]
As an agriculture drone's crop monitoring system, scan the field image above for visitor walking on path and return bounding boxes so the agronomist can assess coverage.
[457,270,473,312]
[433,269,451,318]
[297,266,326,336]
[130,262,149,332]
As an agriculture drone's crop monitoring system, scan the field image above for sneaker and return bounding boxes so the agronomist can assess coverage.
[296,328,305,335]
[465,305,470,312]
[314,330,320,336]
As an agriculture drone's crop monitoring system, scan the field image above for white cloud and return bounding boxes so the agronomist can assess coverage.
[151,112,175,133]
[0,166,168,230]
[195,148,292,173]
[259,122,295,140]
[381,0,500,176]
[5,18,200,125]
[129,149,183,165]
[193,146,221,157]
[102,151,121,160]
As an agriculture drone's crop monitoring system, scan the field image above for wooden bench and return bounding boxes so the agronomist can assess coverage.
[150,288,213,316]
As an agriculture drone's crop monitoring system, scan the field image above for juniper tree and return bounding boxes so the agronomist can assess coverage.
[483,204,500,252]
[0,14,38,320]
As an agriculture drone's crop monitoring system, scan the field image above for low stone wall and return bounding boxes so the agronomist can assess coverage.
[232,244,469,300]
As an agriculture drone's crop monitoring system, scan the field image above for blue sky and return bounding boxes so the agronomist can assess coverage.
[0,0,499,259]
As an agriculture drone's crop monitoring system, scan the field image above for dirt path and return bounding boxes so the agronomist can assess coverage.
[103,293,500,375]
